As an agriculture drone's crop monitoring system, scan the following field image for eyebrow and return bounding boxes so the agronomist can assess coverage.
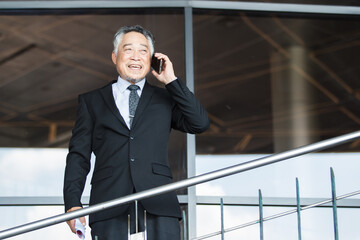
[123,43,149,49]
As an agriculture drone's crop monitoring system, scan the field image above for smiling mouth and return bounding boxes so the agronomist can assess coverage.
[128,64,142,70]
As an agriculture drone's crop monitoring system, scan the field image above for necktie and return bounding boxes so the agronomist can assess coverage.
[127,84,140,128]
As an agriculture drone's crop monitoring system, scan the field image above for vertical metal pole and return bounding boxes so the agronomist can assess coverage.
[144,210,147,240]
[135,200,138,233]
[185,6,197,240]
[184,6,195,92]
[330,168,339,240]
[296,178,302,240]
[259,190,264,240]
[128,215,131,240]
[182,210,187,240]
[221,198,225,240]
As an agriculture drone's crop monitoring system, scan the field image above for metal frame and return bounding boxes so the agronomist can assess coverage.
[0,1,360,15]
[195,196,360,208]
[2,195,360,207]
[184,5,198,239]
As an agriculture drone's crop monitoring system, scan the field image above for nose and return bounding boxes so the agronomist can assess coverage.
[130,51,141,60]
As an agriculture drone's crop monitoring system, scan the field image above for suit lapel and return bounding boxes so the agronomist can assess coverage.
[132,81,154,129]
[99,82,128,129]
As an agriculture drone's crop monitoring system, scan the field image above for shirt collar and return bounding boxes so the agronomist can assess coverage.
[115,76,146,93]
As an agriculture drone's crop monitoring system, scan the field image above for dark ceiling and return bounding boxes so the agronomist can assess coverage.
[193,10,360,153]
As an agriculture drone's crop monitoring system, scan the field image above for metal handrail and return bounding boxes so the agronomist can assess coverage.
[1,130,360,239]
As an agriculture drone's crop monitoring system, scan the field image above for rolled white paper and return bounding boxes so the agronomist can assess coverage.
[75,218,85,239]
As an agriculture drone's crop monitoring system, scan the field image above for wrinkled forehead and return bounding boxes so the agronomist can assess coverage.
[120,32,150,48]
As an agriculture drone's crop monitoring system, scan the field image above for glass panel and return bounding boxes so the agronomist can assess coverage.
[263,208,298,240]
[338,208,360,239]
[0,206,91,240]
[0,148,93,196]
[194,10,360,154]
[301,208,334,239]
[196,153,360,198]
[0,10,187,183]
[196,205,260,240]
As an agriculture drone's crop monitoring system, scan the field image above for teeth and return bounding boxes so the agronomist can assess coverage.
[129,64,141,69]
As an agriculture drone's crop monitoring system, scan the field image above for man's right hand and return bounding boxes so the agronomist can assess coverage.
[66,206,87,233]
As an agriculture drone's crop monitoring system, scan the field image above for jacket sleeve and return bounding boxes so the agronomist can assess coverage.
[63,94,93,212]
[165,79,210,134]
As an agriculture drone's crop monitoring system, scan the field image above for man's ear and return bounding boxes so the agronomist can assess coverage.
[111,52,117,65]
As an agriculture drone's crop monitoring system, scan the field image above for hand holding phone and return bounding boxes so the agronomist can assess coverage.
[151,53,176,85]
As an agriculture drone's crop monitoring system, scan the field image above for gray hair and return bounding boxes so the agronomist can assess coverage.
[113,25,155,56]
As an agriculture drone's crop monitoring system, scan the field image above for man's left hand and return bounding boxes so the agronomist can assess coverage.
[151,53,177,85]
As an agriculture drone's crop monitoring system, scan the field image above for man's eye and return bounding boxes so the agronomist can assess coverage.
[124,48,132,53]
[140,50,147,54]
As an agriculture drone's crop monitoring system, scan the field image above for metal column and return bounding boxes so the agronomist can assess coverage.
[185,6,197,240]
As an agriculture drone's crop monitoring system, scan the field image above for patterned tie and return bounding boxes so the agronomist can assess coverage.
[127,84,140,128]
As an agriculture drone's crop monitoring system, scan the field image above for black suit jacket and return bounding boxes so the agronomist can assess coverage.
[63,79,209,225]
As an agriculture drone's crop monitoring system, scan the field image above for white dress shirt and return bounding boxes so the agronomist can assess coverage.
[112,76,145,129]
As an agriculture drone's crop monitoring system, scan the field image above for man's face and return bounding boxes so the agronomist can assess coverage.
[112,31,151,83]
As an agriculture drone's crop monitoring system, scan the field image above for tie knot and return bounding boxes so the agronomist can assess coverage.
[127,85,140,91]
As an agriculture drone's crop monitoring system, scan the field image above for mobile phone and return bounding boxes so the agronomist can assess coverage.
[151,56,163,74]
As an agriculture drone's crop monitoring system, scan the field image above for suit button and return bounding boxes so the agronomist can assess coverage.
[130,136,134,140]
[130,158,135,162]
